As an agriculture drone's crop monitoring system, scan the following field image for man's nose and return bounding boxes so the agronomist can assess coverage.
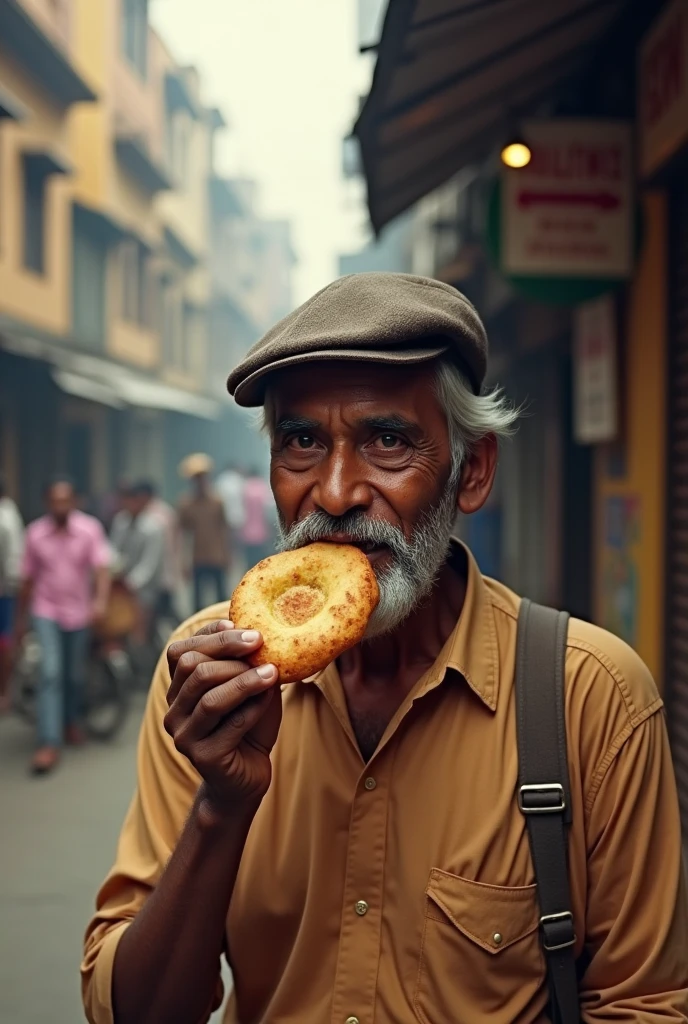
[311,448,373,518]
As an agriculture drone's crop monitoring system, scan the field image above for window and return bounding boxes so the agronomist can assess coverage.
[118,239,150,326]
[122,0,148,77]
[23,161,46,273]
[183,303,206,378]
[162,281,184,368]
[166,109,190,187]
[72,207,107,349]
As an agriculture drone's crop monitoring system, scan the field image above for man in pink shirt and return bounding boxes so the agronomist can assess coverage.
[14,476,111,774]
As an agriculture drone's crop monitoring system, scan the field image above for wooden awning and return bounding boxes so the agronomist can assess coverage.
[354,0,626,233]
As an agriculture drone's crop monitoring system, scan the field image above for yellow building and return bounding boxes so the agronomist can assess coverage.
[0,0,221,515]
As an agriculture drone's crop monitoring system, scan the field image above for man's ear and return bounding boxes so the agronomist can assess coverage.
[457,434,498,515]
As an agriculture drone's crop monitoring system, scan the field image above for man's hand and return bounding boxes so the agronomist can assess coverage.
[92,597,108,624]
[164,620,281,818]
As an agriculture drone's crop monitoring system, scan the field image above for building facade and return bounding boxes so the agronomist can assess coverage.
[0,0,295,517]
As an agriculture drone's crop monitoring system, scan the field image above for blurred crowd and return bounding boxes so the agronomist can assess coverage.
[0,457,277,756]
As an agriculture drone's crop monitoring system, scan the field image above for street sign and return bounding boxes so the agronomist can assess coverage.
[502,120,634,280]
[573,294,619,445]
[639,0,688,178]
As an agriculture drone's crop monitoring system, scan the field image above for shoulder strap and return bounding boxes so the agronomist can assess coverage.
[515,598,579,1024]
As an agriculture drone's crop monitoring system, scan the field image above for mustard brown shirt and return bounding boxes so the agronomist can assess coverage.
[82,545,688,1023]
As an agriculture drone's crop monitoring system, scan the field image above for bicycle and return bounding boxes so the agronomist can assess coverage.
[12,629,131,741]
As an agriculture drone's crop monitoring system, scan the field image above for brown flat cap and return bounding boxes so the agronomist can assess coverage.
[226,272,488,407]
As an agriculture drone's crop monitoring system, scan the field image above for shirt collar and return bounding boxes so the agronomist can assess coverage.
[427,540,500,711]
[309,539,500,713]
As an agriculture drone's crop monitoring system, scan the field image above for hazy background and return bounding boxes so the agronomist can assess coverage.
[151,0,371,304]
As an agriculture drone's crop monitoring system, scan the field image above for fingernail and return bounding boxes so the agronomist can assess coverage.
[256,664,276,680]
[241,630,260,643]
[218,619,233,629]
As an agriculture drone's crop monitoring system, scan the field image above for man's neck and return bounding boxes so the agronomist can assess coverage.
[336,548,468,761]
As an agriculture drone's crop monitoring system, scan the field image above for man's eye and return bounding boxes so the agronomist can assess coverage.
[287,434,316,450]
[375,434,403,449]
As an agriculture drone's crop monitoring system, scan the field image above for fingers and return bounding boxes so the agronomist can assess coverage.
[166,619,233,674]
[168,651,266,714]
[166,627,261,702]
[196,619,234,636]
[173,664,279,747]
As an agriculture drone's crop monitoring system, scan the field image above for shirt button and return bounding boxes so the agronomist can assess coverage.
[493,932,503,945]
[364,777,376,790]
[355,900,369,916]
[346,1018,360,1024]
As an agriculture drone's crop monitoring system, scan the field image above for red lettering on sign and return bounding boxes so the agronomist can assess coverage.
[643,12,684,127]
[528,144,623,181]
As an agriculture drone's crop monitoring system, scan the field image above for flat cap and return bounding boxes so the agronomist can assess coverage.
[226,272,488,407]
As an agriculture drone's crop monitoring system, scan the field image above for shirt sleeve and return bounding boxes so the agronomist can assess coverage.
[89,520,112,570]
[126,522,165,594]
[20,525,37,582]
[580,708,688,1020]
[6,509,25,588]
[81,620,224,1024]
[178,500,191,530]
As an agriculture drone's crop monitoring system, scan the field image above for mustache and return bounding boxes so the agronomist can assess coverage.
[278,509,410,558]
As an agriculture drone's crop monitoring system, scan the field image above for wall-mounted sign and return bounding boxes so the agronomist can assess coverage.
[573,294,619,445]
[639,0,688,178]
[502,120,634,280]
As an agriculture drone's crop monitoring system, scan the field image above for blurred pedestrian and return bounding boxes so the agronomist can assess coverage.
[241,467,275,567]
[110,482,166,643]
[14,475,111,775]
[99,478,130,532]
[215,462,246,536]
[147,486,182,623]
[178,454,229,611]
[0,473,24,713]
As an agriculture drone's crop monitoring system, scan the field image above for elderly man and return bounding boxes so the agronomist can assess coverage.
[82,274,688,1023]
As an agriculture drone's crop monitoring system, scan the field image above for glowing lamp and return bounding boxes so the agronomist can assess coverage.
[500,138,531,169]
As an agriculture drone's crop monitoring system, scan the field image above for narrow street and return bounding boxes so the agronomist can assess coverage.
[0,693,231,1023]
[0,700,143,1022]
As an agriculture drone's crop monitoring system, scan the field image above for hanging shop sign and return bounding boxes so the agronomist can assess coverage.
[502,119,634,280]
[573,294,619,445]
[639,0,688,179]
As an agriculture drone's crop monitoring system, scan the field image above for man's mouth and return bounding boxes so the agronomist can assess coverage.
[322,535,390,560]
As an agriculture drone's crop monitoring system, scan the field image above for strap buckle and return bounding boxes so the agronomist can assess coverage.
[540,911,576,952]
[518,783,565,815]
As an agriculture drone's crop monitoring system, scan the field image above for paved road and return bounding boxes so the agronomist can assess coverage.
[0,697,232,1023]
[0,699,145,1023]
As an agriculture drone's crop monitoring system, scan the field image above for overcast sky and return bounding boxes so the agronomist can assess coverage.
[150,0,373,305]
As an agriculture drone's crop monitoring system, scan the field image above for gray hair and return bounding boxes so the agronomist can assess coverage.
[434,359,519,479]
[261,356,519,471]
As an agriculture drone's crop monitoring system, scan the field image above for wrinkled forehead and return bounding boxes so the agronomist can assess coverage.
[267,359,439,415]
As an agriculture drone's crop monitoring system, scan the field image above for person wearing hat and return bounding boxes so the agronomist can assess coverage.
[83,274,688,1023]
[177,453,230,613]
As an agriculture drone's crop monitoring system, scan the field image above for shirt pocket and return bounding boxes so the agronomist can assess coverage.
[413,868,544,1024]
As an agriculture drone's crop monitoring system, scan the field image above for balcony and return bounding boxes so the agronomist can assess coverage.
[0,0,95,107]
[115,134,171,196]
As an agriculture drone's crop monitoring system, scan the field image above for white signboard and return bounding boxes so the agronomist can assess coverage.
[502,120,633,279]
[639,0,688,178]
[573,295,618,445]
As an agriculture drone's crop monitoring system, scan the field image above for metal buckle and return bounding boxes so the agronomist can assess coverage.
[540,911,576,952]
[518,783,565,814]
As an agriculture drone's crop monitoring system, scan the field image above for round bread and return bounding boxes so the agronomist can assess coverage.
[229,542,379,684]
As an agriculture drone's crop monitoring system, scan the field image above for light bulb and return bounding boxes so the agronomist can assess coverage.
[501,141,531,169]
